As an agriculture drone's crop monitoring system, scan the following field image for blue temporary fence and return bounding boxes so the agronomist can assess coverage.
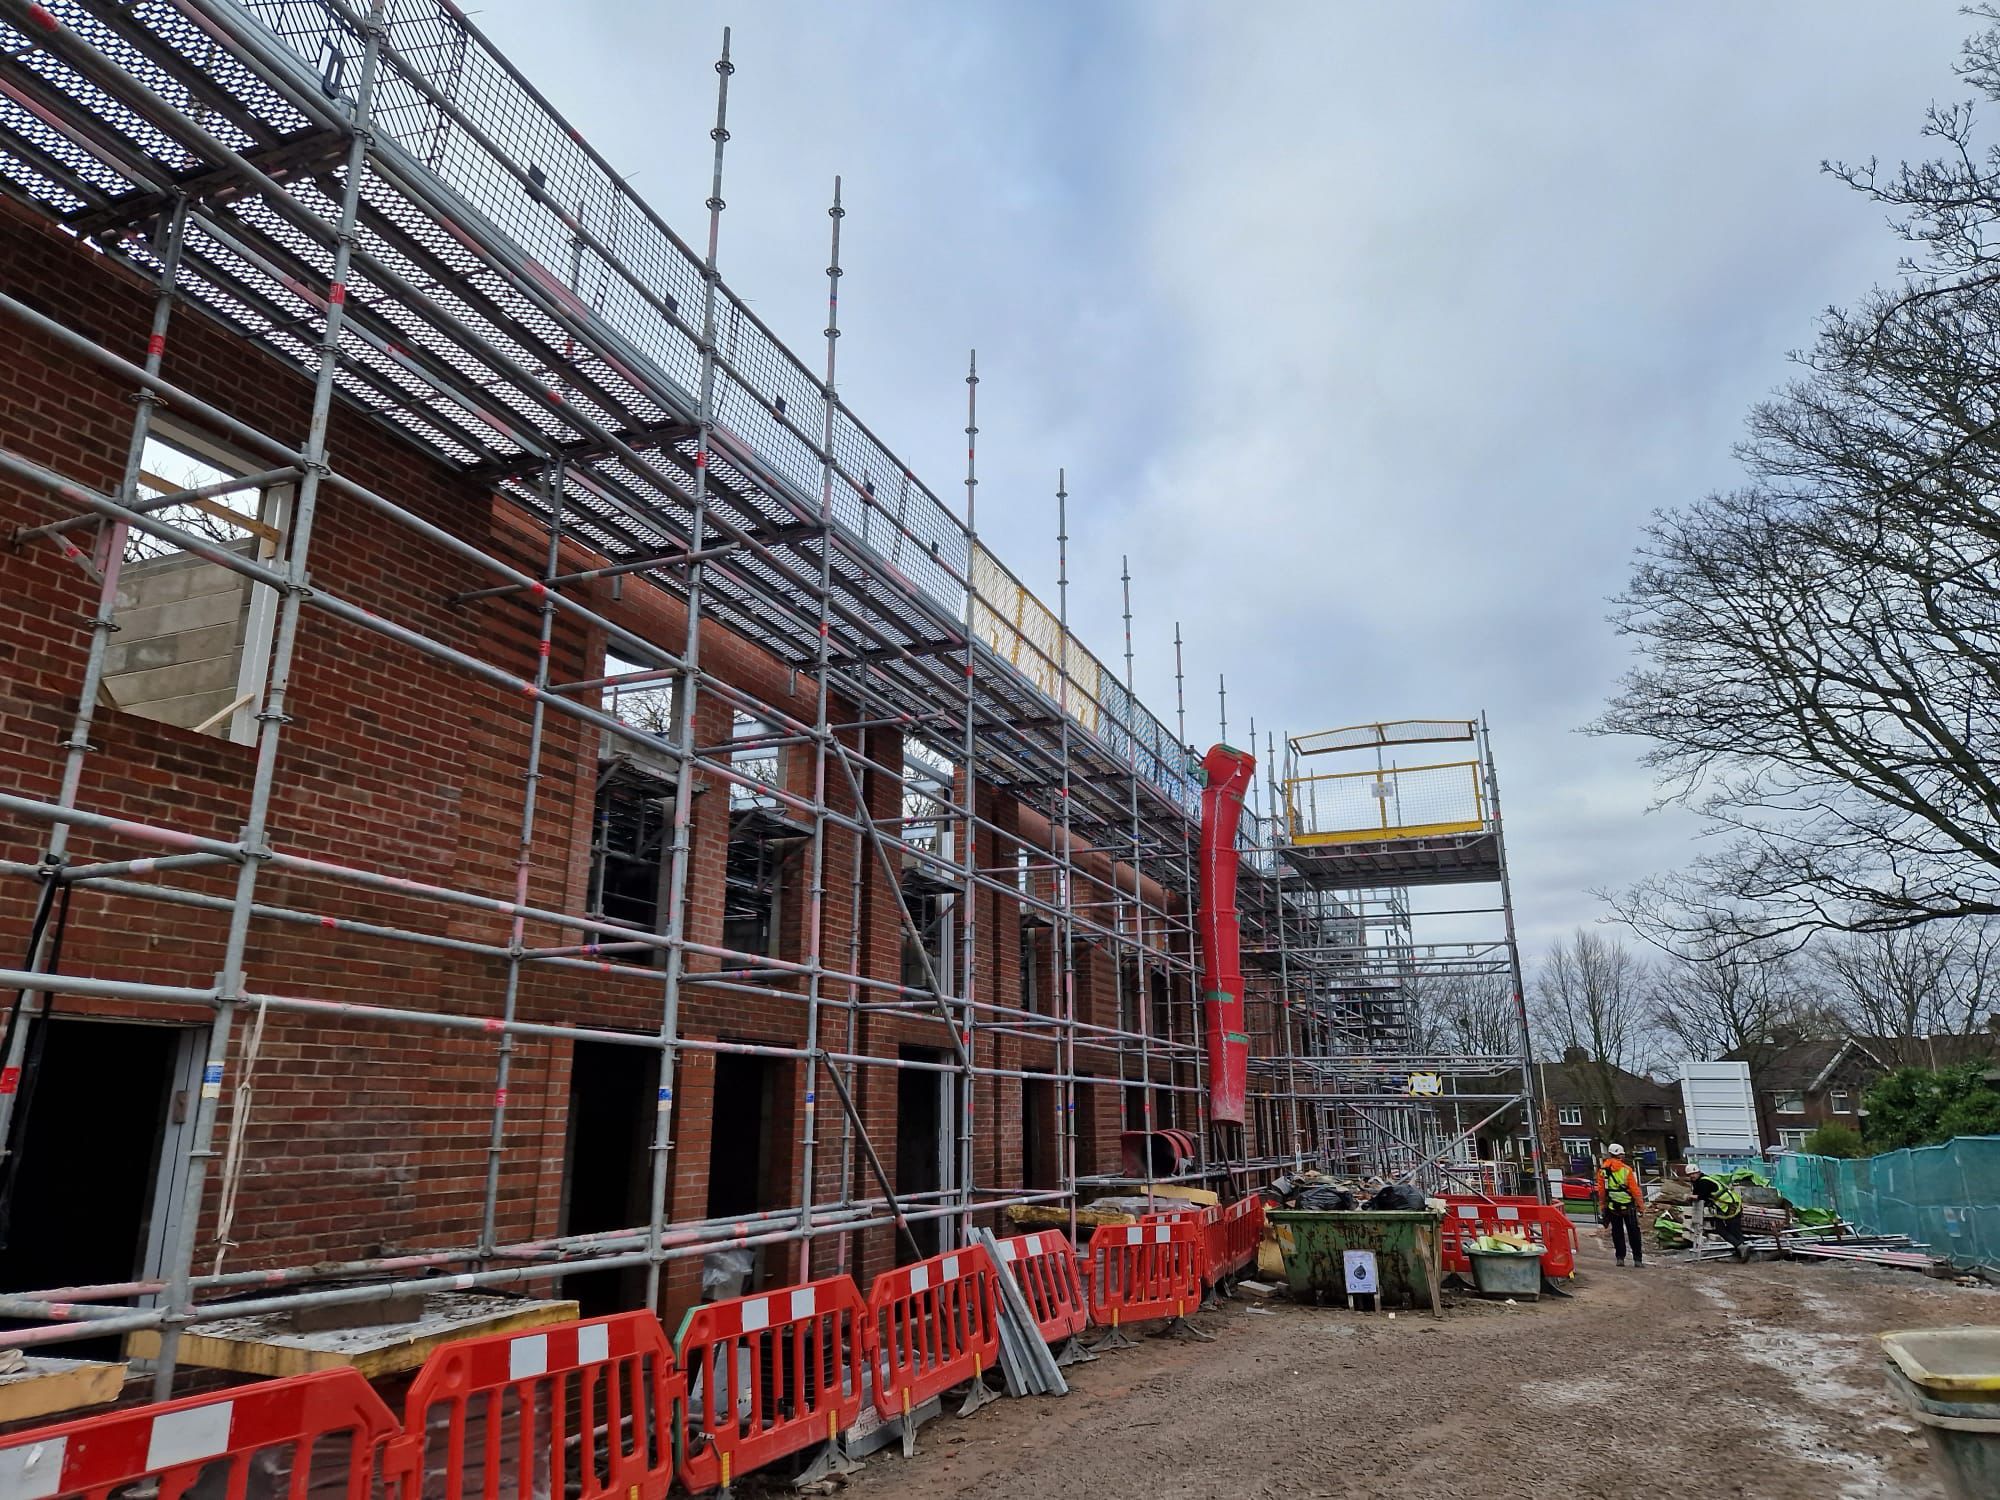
[1773,1136,2000,1269]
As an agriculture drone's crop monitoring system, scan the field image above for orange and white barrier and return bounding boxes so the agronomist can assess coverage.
[0,1215,1251,1500]
[1439,1196,1578,1278]
[0,1367,395,1500]
[386,1312,680,1500]
[991,1229,1090,1353]
[675,1276,869,1494]
[1210,1196,1265,1282]
[1086,1220,1202,1346]
[867,1247,1002,1447]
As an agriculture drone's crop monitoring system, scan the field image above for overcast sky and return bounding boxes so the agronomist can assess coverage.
[466,1,1969,955]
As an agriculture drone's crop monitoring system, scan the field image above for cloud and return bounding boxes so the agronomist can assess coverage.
[467,0,1970,954]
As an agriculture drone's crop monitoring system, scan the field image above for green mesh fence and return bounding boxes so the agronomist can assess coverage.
[1773,1136,2000,1268]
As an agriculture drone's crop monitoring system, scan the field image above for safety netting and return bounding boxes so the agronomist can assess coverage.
[1774,1136,2000,1268]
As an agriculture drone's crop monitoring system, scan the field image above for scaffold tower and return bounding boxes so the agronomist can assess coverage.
[1244,717,1543,1197]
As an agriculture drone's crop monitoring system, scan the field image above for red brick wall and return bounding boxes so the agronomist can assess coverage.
[0,198,1212,1334]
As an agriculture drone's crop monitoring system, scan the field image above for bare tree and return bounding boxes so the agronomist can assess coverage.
[1397,968,1522,1058]
[126,445,266,564]
[1441,970,1526,1058]
[1648,924,1825,1062]
[1394,970,1448,1057]
[1814,921,2000,1066]
[1599,15,2000,946]
[603,654,675,738]
[1532,929,1654,1124]
[1646,921,1831,1127]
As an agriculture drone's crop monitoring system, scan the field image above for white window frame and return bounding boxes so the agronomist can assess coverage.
[124,420,289,746]
[1831,1090,1852,1114]
[1778,1128,1810,1150]
[1561,1136,1591,1159]
[1558,1106,1583,1127]
[1775,1090,1805,1115]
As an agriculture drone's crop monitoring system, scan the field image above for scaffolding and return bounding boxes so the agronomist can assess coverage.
[0,0,1296,1393]
[1242,717,1542,1196]
[0,0,1536,1401]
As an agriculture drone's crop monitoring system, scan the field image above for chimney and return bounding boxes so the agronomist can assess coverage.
[1562,1044,1589,1065]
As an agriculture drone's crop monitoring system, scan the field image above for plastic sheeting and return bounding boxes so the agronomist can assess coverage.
[1774,1136,2000,1267]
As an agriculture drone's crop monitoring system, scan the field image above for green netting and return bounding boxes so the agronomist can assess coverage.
[1773,1135,2000,1268]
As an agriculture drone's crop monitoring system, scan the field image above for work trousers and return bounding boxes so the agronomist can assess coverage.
[1710,1213,1746,1252]
[1605,1203,1643,1264]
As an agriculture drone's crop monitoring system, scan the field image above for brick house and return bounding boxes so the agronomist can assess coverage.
[1465,1048,1683,1174]
[0,190,1310,1349]
[1722,1033,2000,1151]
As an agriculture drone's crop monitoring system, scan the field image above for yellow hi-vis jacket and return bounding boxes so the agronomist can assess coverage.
[1597,1157,1643,1211]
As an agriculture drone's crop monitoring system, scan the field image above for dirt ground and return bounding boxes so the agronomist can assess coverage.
[842,1234,1991,1500]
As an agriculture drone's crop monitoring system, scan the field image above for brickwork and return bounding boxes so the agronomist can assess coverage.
[0,198,1257,1340]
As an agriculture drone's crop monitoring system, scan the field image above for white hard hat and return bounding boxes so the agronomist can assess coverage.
[1606,1143,1626,1157]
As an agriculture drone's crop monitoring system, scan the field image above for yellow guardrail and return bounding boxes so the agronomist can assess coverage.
[1283,760,1486,846]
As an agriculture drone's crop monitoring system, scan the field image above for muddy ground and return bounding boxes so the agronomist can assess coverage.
[843,1234,1989,1499]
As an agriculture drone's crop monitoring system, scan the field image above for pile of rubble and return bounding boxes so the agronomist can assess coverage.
[1651,1169,1980,1275]
[1265,1171,1430,1213]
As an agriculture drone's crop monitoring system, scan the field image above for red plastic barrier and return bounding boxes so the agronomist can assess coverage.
[675,1276,867,1495]
[1214,1196,1265,1280]
[1086,1220,1202,1329]
[868,1247,1001,1422]
[1138,1205,1231,1287]
[0,1367,395,1500]
[1159,1198,1262,1287]
[386,1312,680,1500]
[992,1230,1089,1344]
[1439,1200,1578,1278]
[1200,1207,1229,1285]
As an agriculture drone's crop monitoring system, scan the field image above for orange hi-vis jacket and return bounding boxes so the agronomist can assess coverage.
[1597,1157,1643,1211]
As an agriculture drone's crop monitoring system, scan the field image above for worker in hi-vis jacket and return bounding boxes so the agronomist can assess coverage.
[1596,1144,1645,1267]
[1685,1165,1749,1261]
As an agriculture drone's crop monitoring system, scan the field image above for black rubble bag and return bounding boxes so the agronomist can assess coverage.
[1365,1183,1427,1212]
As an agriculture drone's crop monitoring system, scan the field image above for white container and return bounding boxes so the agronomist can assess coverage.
[1680,1061,1759,1154]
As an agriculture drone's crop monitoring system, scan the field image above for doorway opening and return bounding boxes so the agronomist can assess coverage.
[1021,1076,1057,1191]
[706,1053,781,1291]
[1074,1074,1100,1180]
[560,1038,656,1316]
[895,1047,956,1261]
[0,1018,196,1359]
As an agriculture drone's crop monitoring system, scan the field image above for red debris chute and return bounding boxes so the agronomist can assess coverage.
[1198,744,1256,1126]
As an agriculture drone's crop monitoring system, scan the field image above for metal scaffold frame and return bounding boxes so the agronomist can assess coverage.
[0,0,1540,1400]
[0,0,1321,1389]
[1236,715,1543,1198]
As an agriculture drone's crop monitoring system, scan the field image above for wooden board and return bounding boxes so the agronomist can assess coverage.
[1007,1204,1136,1231]
[1005,1190,1220,1231]
[124,1294,578,1379]
[0,1358,127,1425]
[1146,1185,1220,1207]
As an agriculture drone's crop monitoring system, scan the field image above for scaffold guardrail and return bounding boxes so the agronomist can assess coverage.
[1283,760,1486,846]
